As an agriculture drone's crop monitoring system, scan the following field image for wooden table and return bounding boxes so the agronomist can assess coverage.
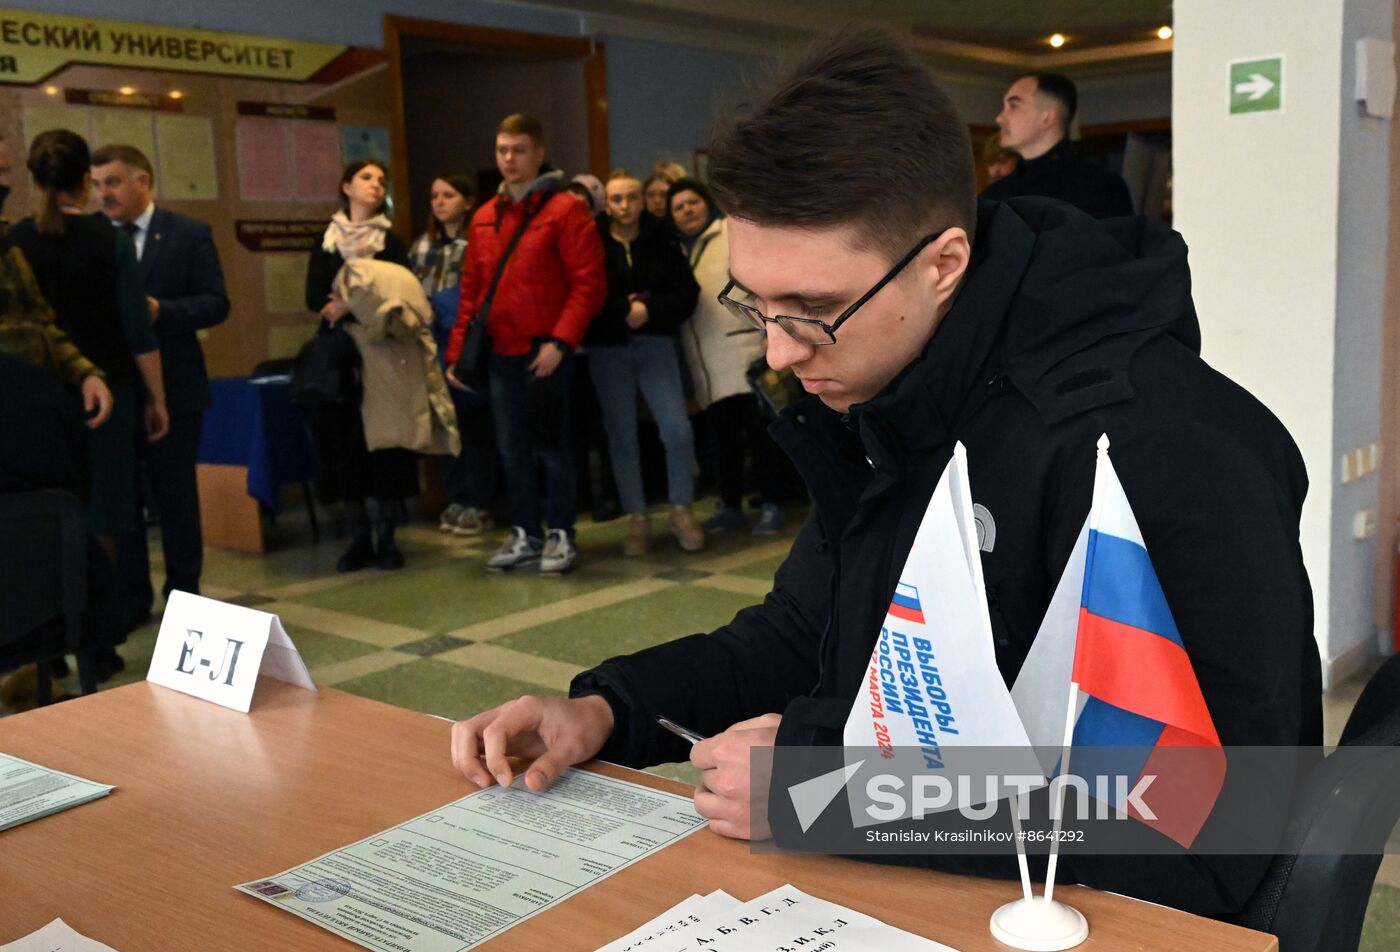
[0,681,1278,951]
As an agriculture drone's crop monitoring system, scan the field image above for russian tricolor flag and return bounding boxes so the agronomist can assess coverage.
[888,582,926,625]
[1013,435,1224,848]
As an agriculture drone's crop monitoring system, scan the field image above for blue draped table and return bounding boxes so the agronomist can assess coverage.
[198,375,310,514]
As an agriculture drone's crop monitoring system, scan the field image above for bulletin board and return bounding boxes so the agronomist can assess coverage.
[0,25,393,378]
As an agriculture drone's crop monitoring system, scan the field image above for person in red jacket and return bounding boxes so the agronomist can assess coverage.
[446,114,606,574]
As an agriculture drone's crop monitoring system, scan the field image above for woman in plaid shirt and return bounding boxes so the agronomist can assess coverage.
[410,174,497,537]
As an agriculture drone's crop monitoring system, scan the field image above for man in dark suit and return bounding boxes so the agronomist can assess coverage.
[92,144,229,626]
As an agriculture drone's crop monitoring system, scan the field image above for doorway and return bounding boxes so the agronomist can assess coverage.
[384,16,608,239]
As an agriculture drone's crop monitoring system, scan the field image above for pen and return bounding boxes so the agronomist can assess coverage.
[655,715,707,745]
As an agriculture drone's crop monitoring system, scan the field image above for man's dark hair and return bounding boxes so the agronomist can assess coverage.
[91,143,154,182]
[1027,72,1078,134]
[708,28,976,259]
[498,113,544,145]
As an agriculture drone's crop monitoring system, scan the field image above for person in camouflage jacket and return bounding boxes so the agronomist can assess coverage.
[0,217,113,428]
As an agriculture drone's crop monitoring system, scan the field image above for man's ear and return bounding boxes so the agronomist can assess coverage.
[921,227,972,302]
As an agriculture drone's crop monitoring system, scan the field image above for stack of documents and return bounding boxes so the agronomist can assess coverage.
[596,884,962,951]
[0,752,113,832]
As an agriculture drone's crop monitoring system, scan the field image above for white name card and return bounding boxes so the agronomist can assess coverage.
[146,591,316,712]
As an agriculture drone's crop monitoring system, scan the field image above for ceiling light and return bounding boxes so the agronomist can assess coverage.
[1157,25,1173,40]
[1049,33,1066,48]
[119,86,135,96]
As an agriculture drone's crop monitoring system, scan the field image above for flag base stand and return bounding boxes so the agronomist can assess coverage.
[989,897,1088,951]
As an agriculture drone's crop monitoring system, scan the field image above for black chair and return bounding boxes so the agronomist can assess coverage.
[1235,654,1400,951]
[0,490,98,703]
[249,358,320,543]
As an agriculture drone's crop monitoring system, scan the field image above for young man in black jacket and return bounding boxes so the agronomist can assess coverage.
[450,29,1321,919]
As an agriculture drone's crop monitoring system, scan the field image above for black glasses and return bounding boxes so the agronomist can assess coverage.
[717,231,942,346]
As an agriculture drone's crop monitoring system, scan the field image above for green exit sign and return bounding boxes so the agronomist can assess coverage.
[1230,55,1283,114]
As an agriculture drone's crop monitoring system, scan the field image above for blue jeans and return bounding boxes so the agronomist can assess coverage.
[489,345,576,538]
[589,336,696,513]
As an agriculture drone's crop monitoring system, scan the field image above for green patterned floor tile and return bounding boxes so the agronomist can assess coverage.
[199,534,455,594]
[290,558,625,634]
[336,658,559,721]
[284,626,382,669]
[732,552,790,581]
[1362,883,1400,952]
[493,584,757,668]
[576,500,794,567]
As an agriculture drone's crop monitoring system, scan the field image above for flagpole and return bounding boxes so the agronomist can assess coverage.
[1008,793,1034,903]
[1043,677,1081,905]
[1045,435,1109,904]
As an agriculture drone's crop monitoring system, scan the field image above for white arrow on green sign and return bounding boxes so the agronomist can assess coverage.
[1229,56,1283,115]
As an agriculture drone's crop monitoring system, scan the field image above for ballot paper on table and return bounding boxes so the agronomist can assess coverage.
[600,884,961,952]
[0,752,113,833]
[237,768,707,952]
[0,918,119,951]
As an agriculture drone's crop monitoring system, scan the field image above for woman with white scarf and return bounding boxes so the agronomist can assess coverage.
[303,159,415,572]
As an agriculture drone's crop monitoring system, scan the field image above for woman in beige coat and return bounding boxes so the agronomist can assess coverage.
[670,178,785,536]
[304,160,456,571]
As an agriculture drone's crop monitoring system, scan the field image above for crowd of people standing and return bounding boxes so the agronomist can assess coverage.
[0,106,808,703]
[1,65,1136,684]
[331,112,797,577]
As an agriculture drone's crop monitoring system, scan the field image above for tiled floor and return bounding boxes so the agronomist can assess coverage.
[15,497,1400,948]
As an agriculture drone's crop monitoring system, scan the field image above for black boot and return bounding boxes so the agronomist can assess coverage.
[337,499,374,572]
[375,498,404,570]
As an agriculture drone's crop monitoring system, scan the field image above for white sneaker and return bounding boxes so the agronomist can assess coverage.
[439,503,466,533]
[486,527,542,572]
[539,529,577,575]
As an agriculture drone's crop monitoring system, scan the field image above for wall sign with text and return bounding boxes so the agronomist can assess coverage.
[0,8,349,84]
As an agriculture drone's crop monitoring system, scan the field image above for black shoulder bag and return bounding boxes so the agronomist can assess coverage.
[452,193,554,391]
[289,322,362,407]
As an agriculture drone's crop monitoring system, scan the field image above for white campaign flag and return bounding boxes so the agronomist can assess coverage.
[844,443,1036,766]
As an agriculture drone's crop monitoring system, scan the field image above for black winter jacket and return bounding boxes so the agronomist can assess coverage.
[982,139,1134,220]
[572,198,1321,917]
[584,216,699,347]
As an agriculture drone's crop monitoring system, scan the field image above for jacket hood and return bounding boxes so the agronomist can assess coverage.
[856,197,1200,455]
[500,168,565,203]
[993,197,1199,421]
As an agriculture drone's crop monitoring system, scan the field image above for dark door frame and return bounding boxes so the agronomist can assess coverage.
[383,15,609,239]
